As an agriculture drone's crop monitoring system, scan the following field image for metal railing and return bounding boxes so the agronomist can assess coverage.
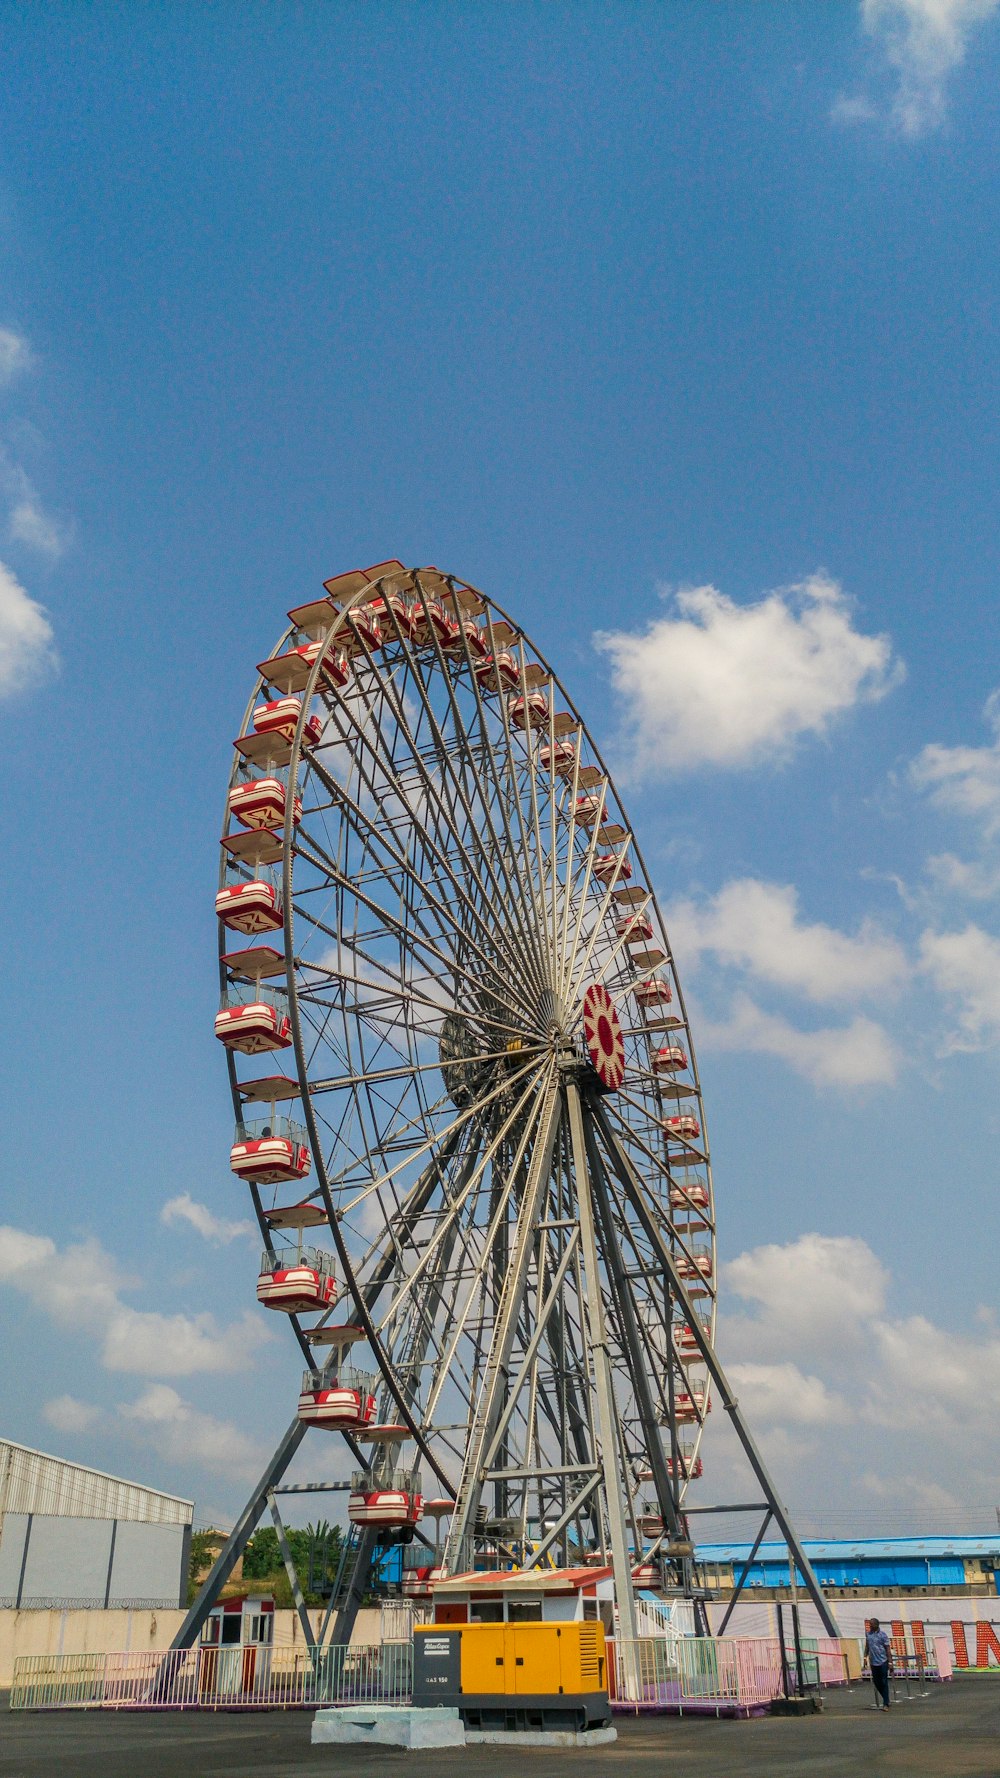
[219,982,288,1012]
[300,1365,376,1396]
[349,1466,421,1495]
[264,1244,335,1276]
[236,1115,307,1145]
[609,1635,786,1715]
[11,1641,414,1712]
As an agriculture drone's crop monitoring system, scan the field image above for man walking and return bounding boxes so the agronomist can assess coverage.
[864,1617,893,1709]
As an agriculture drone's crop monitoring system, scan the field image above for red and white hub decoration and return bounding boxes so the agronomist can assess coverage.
[582,983,626,1092]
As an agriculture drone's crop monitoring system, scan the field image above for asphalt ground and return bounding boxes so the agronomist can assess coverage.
[2,1675,999,1778]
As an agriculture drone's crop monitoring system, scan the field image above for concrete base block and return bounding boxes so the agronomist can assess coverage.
[465,1725,618,1747]
[769,1695,824,1716]
[312,1706,466,1749]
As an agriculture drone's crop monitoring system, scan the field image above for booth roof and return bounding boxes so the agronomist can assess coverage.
[431,1565,613,1594]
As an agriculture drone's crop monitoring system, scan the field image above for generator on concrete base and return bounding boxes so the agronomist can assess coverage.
[413,1620,612,1734]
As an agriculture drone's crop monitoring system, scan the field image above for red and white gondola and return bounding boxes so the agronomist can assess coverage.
[669,1179,709,1210]
[663,1114,701,1141]
[652,1045,688,1075]
[348,1466,423,1529]
[257,1247,337,1313]
[615,910,654,944]
[538,737,577,775]
[297,1367,378,1429]
[508,690,549,729]
[673,1390,709,1423]
[229,776,303,832]
[474,649,519,691]
[230,1117,311,1185]
[252,698,324,746]
[593,851,632,884]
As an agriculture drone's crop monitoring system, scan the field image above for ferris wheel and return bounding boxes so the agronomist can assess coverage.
[181,561,837,1651]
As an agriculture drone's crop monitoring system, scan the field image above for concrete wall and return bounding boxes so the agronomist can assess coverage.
[708,1592,1000,1666]
[0,1603,384,1687]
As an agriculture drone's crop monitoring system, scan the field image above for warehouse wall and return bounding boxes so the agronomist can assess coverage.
[0,1513,190,1609]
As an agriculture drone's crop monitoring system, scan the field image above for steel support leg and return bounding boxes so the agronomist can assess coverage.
[268,1490,315,1648]
[170,1414,308,1649]
[565,1078,638,1643]
[589,1092,841,1639]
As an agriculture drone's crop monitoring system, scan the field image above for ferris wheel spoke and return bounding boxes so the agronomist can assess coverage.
[559,823,632,1004]
[321,653,550,1009]
[371,1058,552,1333]
[335,1051,547,1218]
[409,596,553,997]
[293,815,539,1034]
[305,1043,545,1096]
[453,599,558,991]
[393,643,548,1002]
[422,1065,559,1426]
[290,792,537,1031]
[564,880,654,1014]
[294,815,536,1035]
[603,1091,712,1205]
[295,939,535,1044]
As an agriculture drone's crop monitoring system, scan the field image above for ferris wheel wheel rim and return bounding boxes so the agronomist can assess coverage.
[222,564,718,1488]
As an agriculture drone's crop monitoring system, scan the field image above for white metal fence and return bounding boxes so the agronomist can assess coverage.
[12,1630,877,1716]
[10,1641,413,1711]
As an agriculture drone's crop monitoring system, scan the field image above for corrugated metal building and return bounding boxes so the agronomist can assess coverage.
[0,1440,193,1527]
[0,1438,194,1610]
[696,1536,1000,1596]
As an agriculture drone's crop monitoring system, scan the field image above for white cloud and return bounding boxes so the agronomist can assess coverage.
[861,1471,964,1516]
[867,1312,1000,1431]
[854,0,999,138]
[120,1385,264,1485]
[0,559,56,696]
[595,573,902,775]
[161,1193,256,1246]
[42,1395,100,1435]
[9,496,63,559]
[724,1234,889,1348]
[725,1360,852,1426]
[667,878,908,1004]
[0,1223,271,1376]
[918,922,1000,1047]
[830,92,880,124]
[911,691,1000,834]
[697,992,899,1088]
[0,327,32,384]
[714,1232,1000,1514]
[925,852,1000,900]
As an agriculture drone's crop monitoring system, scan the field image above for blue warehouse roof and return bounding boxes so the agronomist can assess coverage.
[695,1536,1000,1563]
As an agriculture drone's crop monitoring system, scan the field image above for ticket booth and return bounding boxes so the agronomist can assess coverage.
[199,1594,274,1696]
[431,1565,614,1626]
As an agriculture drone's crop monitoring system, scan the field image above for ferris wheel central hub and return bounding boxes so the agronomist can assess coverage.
[582,983,626,1092]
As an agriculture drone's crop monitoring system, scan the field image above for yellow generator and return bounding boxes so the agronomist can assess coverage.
[412,1621,611,1733]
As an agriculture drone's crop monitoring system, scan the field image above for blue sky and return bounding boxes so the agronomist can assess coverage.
[2,2,999,1533]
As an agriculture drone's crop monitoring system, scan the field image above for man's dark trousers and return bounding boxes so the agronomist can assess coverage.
[871,1662,890,1707]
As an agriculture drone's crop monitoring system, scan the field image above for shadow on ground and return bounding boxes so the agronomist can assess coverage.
[3,1676,1000,1778]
